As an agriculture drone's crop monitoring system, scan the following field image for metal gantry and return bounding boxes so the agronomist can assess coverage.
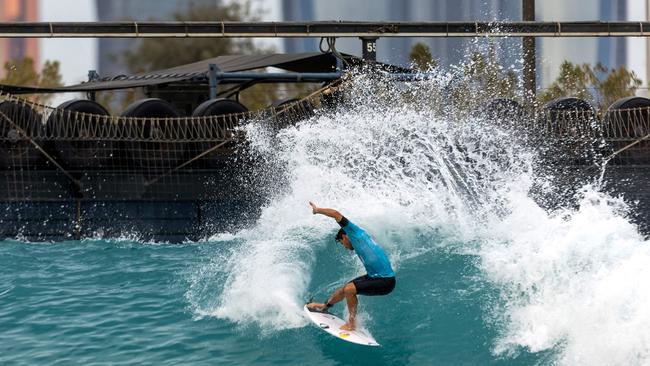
[1,21,650,38]
[4,19,650,101]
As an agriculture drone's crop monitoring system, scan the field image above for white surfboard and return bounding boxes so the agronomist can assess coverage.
[303,305,380,347]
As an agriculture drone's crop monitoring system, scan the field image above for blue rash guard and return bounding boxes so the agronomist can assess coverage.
[339,217,395,278]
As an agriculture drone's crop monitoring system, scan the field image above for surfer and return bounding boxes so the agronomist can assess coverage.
[306,201,396,331]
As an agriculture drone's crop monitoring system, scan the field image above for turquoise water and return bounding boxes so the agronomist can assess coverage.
[1,237,549,365]
[4,71,650,365]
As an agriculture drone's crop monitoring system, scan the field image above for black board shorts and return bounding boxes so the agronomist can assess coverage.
[349,275,396,296]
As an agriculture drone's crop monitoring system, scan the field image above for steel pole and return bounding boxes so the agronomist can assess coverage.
[523,0,536,103]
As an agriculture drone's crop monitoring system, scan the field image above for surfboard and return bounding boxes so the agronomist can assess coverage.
[303,305,380,347]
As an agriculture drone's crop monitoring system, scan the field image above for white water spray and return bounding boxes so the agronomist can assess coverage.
[187,68,650,365]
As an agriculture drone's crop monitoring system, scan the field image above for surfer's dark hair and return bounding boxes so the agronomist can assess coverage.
[335,228,346,242]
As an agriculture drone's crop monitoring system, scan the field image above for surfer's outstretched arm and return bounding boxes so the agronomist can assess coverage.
[309,201,343,222]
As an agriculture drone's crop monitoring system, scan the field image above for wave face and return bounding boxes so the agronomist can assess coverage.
[183,69,650,365]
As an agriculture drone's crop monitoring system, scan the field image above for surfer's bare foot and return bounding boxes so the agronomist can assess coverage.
[340,322,355,331]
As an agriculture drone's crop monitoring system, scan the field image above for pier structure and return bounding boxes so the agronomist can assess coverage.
[2,20,650,240]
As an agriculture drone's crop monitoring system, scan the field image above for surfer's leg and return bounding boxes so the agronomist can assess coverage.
[325,286,345,307]
[340,282,357,331]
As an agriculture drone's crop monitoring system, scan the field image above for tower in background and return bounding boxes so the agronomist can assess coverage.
[0,0,39,77]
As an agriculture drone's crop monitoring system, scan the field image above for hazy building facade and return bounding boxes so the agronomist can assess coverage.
[0,0,39,76]
[537,0,630,88]
[281,0,521,68]
[282,0,644,89]
[95,0,217,77]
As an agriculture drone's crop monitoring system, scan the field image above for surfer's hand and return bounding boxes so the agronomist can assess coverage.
[307,302,326,311]
[308,203,343,222]
[309,201,319,214]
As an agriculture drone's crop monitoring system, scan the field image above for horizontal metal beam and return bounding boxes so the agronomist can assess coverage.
[2,21,650,38]
[214,71,342,81]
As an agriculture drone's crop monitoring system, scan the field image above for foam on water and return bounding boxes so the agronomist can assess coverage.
[187,67,650,365]
[480,185,650,365]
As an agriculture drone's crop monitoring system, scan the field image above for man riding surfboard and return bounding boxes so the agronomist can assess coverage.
[306,201,396,331]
